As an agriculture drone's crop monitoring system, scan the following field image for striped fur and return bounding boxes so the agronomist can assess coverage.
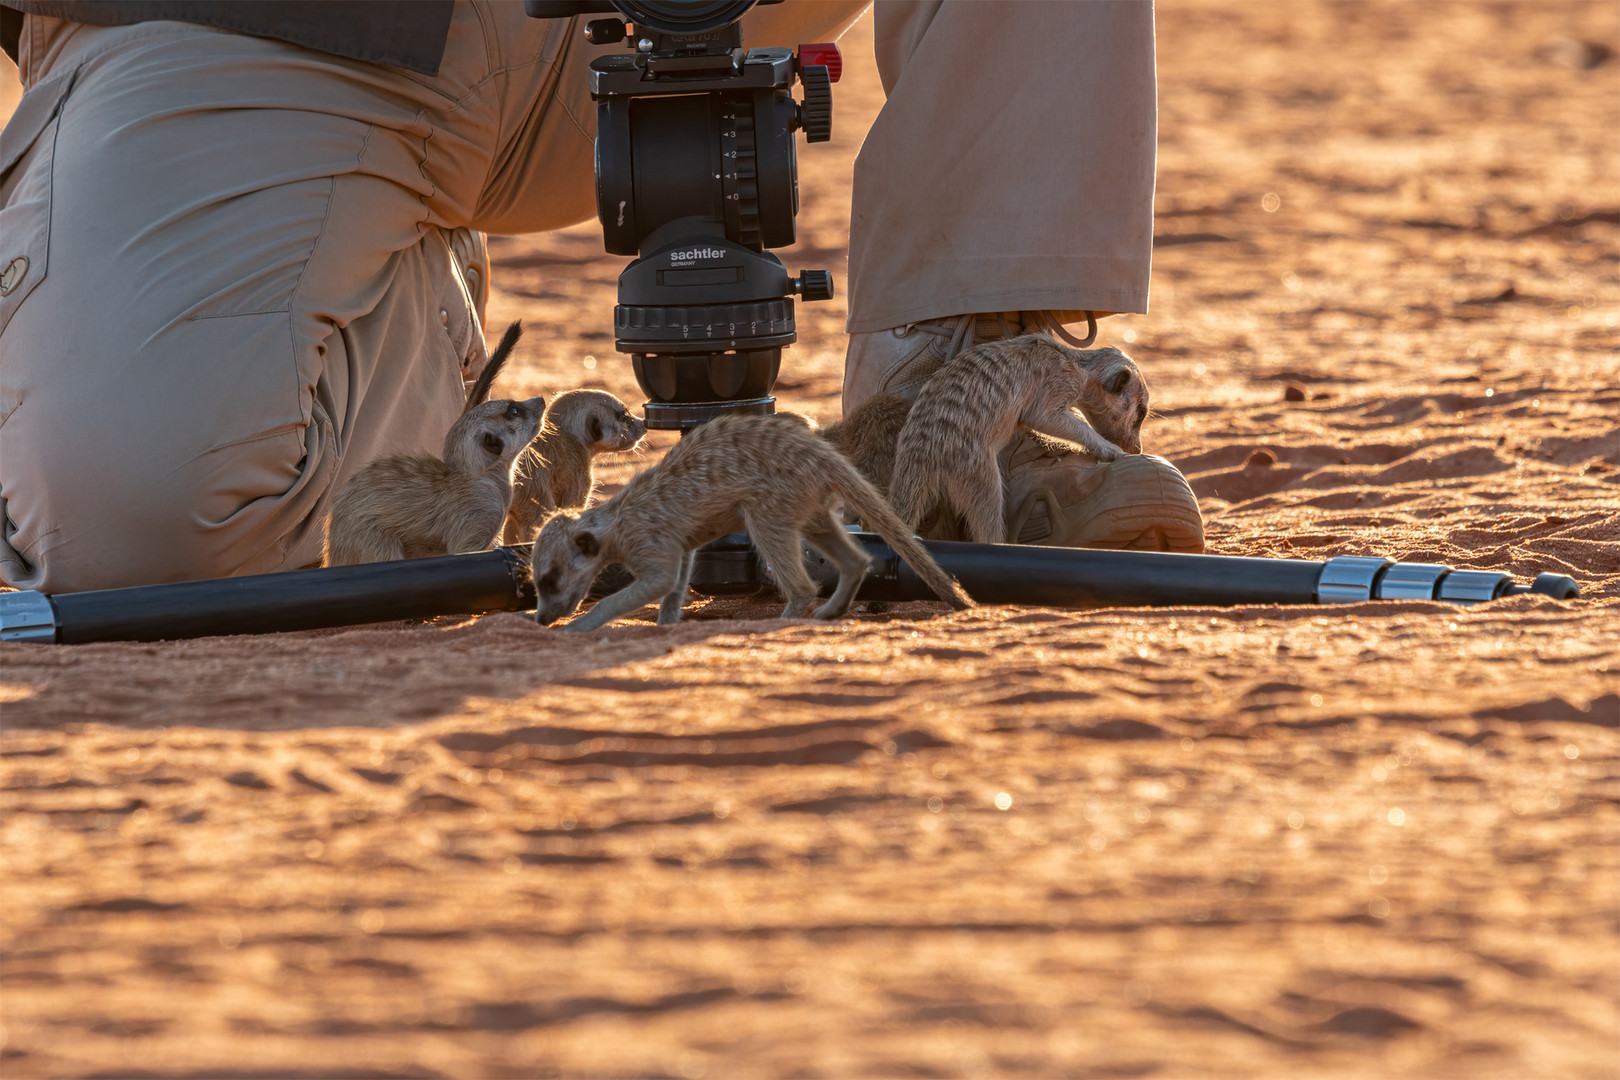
[890,333,1149,543]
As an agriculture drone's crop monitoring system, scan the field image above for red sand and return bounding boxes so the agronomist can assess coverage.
[2,3,1617,1076]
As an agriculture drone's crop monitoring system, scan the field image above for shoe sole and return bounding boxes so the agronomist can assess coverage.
[1008,454,1206,553]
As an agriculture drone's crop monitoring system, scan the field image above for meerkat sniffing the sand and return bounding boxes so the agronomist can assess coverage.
[820,392,913,497]
[502,389,646,543]
[530,414,973,632]
[323,322,544,566]
[889,333,1149,544]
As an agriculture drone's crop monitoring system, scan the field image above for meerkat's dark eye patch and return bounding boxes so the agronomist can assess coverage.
[506,404,521,418]
[537,569,559,593]
[574,531,600,557]
[1106,370,1131,395]
[482,433,505,456]
[1136,402,1148,424]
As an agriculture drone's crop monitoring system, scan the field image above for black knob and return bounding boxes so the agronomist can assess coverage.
[798,64,833,143]
[1528,572,1580,599]
[584,19,626,45]
[796,270,834,302]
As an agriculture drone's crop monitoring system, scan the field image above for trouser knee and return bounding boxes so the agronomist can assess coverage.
[0,409,335,593]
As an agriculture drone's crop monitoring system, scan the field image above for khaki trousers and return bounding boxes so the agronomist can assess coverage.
[0,0,1155,592]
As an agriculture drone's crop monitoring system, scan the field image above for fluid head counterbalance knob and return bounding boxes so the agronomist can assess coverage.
[798,64,833,143]
[795,270,834,302]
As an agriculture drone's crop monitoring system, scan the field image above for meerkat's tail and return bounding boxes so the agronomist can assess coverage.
[464,320,525,410]
[832,464,974,611]
[886,449,936,534]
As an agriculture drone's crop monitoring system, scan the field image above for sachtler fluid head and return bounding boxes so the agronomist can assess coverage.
[526,0,838,431]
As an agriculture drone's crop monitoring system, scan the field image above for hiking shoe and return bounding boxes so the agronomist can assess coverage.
[1000,433,1205,552]
[843,310,1203,551]
[844,313,995,410]
[844,310,1104,409]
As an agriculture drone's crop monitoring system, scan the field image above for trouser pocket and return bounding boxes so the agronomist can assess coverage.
[0,69,74,343]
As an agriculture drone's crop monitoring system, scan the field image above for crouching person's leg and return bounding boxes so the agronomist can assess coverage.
[1,313,343,593]
[0,243,469,593]
[841,1,1205,553]
[0,16,481,592]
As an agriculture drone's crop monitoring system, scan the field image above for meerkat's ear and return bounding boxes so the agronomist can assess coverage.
[574,531,600,558]
[589,414,604,443]
[1106,369,1132,394]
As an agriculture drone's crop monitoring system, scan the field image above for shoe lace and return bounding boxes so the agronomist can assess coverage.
[904,309,1099,362]
[1027,309,1099,349]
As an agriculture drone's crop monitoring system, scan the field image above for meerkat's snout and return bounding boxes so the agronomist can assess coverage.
[1093,353,1148,455]
[486,398,543,461]
[585,400,647,454]
[512,397,545,427]
[530,512,601,625]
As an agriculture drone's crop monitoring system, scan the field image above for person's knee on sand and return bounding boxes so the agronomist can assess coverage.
[0,407,333,593]
[0,13,497,592]
[0,243,480,592]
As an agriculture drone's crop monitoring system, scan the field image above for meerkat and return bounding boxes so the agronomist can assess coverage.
[820,392,913,497]
[889,333,1150,544]
[502,389,647,543]
[772,410,820,431]
[323,322,544,566]
[529,414,973,632]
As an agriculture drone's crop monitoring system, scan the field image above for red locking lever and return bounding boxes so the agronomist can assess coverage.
[797,43,842,82]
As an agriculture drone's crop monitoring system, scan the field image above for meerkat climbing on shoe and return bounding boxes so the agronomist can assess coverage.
[324,322,544,566]
[503,389,647,543]
[529,414,973,632]
[890,333,1150,544]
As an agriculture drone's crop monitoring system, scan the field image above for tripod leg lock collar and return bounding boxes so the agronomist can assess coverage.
[1376,561,1451,600]
[0,590,59,643]
[1316,555,1395,603]
[1435,568,1512,604]
[1315,556,1519,605]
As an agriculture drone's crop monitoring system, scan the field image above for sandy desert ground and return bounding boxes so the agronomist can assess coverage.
[2,2,1618,1077]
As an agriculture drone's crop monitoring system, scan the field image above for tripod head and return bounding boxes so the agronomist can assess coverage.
[526,0,838,431]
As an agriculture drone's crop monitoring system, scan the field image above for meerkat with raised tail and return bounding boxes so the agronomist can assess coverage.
[889,333,1150,544]
[324,322,544,566]
[820,392,913,497]
[529,414,973,631]
[502,389,647,543]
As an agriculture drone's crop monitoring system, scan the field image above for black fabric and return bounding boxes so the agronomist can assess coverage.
[2,5,21,64]
[0,1,456,74]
